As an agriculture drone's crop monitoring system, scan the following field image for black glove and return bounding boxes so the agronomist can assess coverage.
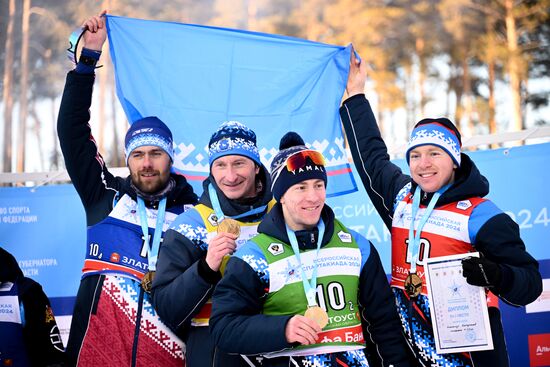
[462,256,502,288]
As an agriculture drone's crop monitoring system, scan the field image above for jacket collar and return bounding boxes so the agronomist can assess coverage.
[123,174,198,209]
[257,203,335,250]
[198,163,273,222]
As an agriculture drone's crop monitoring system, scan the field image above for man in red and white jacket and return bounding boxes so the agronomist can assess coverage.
[339,50,542,367]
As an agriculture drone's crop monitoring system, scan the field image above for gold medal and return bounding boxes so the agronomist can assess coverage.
[404,273,422,298]
[304,305,329,329]
[217,218,241,237]
[141,271,155,293]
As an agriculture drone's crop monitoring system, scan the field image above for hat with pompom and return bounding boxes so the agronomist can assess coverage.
[270,132,327,201]
[208,121,261,166]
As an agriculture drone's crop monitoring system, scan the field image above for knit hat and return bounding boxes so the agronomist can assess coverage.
[405,118,462,167]
[208,121,261,166]
[124,117,174,164]
[270,132,327,201]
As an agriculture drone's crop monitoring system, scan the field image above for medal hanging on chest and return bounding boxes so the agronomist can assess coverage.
[137,197,167,293]
[286,220,328,329]
[406,185,449,298]
[141,270,155,293]
[404,273,422,298]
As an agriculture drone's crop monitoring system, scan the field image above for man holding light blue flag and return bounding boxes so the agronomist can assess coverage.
[105,14,356,198]
[59,11,197,367]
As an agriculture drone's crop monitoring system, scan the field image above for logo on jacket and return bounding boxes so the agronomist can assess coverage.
[132,128,153,136]
[268,243,284,256]
[50,324,65,352]
[208,213,218,227]
[338,231,352,243]
[456,200,472,210]
[45,305,55,323]
[110,252,121,263]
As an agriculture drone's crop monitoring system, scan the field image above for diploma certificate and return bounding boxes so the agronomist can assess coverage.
[425,252,494,354]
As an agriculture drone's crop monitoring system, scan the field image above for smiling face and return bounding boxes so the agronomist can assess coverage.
[210,155,260,200]
[409,145,456,193]
[280,178,326,231]
[127,146,172,194]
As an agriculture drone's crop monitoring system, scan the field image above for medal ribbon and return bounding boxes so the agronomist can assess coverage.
[137,197,167,272]
[286,220,326,307]
[208,184,268,222]
[407,184,450,274]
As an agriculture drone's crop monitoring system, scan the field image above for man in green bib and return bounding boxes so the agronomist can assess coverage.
[210,132,410,367]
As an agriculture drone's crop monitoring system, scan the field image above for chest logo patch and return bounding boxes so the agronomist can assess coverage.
[207,213,218,227]
[268,243,284,256]
[338,231,352,243]
[456,200,472,210]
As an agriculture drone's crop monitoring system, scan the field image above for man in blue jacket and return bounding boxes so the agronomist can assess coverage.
[58,12,197,366]
[210,132,410,367]
[152,121,274,366]
[339,50,542,367]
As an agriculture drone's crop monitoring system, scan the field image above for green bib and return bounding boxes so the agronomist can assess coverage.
[250,219,365,357]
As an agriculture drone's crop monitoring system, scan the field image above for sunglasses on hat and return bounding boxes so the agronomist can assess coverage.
[272,149,325,185]
[285,150,325,171]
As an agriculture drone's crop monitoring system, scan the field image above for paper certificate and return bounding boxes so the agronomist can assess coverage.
[424,252,494,354]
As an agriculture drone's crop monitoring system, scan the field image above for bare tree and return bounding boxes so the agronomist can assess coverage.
[2,0,16,172]
[16,0,31,173]
[504,0,522,131]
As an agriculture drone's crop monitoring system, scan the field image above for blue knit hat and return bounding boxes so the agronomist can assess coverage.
[270,132,327,201]
[406,118,462,167]
[124,117,174,164]
[208,121,261,166]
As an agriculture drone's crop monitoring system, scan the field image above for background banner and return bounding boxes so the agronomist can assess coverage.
[1,143,549,365]
[325,143,550,367]
[0,185,85,343]
[106,15,356,197]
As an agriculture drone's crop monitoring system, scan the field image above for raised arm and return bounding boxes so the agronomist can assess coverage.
[57,11,120,224]
[340,51,410,229]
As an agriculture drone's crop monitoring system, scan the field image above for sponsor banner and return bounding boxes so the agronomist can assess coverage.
[0,142,549,365]
[529,333,550,367]
[527,278,550,314]
[0,185,84,299]
[318,323,364,345]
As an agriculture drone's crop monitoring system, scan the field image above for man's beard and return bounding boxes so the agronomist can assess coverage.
[131,170,169,194]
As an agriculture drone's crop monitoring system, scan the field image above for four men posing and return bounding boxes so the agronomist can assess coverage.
[54,11,541,367]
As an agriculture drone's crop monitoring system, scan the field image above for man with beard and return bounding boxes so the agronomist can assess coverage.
[57,12,197,367]
[152,120,273,367]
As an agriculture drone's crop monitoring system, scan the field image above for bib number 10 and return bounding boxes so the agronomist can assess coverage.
[316,282,347,311]
[404,238,431,266]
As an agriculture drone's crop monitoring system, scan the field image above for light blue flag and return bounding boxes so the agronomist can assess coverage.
[106,15,356,197]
